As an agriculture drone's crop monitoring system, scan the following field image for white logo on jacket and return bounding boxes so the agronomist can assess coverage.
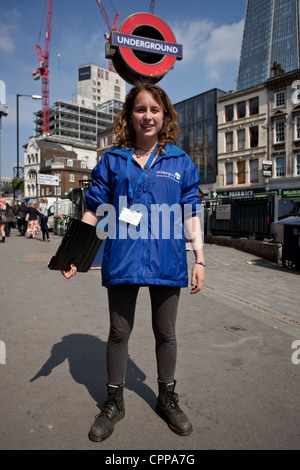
[156,170,181,183]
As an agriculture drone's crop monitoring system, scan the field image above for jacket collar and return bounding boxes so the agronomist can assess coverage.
[107,143,185,159]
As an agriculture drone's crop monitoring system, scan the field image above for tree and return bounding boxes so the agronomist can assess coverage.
[12,177,24,191]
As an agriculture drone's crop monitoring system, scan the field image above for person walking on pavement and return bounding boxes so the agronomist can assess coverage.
[26,202,41,239]
[16,200,28,236]
[62,82,205,442]
[38,197,50,242]
[0,198,7,242]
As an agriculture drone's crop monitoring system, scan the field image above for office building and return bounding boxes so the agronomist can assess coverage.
[34,99,123,146]
[217,67,300,208]
[237,0,300,91]
[173,89,227,195]
[77,64,126,108]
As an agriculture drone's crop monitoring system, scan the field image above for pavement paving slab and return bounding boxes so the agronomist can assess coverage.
[0,229,300,450]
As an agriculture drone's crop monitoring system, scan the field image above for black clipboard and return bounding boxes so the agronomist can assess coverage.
[48,218,102,272]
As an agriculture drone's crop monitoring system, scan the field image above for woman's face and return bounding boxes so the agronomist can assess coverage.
[131,91,164,142]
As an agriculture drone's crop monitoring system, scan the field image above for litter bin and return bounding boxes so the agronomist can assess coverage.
[275,216,300,268]
[55,215,69,236]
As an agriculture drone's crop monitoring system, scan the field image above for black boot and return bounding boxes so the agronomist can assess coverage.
[89,383,125,442]
[156,380,192,436]
[1,237,5,243]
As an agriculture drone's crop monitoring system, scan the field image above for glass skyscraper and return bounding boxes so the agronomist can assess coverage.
[173,89,227,185]
[237,0,300,91]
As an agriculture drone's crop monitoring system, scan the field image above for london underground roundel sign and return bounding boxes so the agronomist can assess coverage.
[106,13,183,85]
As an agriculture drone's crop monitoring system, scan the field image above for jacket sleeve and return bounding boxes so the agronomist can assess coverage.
[179,154,202,218]
[85,153,112,213]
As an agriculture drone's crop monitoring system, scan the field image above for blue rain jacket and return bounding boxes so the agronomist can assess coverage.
[85,143,201,287]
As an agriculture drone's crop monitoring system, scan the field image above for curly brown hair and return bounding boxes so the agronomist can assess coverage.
[113,82,180,154]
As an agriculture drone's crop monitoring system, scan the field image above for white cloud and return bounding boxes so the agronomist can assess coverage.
[172,18,244,83]
[0,8,20,53]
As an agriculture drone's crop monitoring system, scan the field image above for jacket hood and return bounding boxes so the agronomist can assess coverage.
[107,143,185,159]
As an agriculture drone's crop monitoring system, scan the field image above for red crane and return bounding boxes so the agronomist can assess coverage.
[32,0,54,135]
[149,0,155,14]
[96,0,119,71]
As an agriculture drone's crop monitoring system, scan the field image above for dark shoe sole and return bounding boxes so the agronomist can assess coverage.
[156,405,193,437]
[88,410,125,442]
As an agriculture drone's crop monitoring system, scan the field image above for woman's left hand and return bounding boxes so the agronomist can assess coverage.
[190,263,205,294]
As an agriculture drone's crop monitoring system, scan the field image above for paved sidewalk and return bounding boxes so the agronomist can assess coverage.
[0,229,300,450]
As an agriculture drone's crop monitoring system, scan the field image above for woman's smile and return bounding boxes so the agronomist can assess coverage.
[131,91,164,144]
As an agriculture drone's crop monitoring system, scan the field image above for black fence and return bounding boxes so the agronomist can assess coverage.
[205,193,278,240]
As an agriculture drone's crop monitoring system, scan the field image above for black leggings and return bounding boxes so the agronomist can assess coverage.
[107,285,180,385]
[40,217,49,240]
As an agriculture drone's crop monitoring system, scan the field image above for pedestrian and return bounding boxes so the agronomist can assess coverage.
[3,202,16,237]
[26,202,41,239]
[0,198,7,243]
[16,200,28,236]
[38,197,50,241]
[62,82,205,442]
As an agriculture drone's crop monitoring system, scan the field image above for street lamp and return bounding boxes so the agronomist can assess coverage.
[16,93,41,179]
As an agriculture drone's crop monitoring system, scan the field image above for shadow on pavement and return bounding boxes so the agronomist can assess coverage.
[29,333,157,411]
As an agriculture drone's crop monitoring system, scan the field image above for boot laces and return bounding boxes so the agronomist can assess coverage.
[165,390,181,410]
[96,396,122,418]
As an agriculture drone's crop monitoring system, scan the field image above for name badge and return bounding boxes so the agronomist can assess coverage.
[119,207,143,227]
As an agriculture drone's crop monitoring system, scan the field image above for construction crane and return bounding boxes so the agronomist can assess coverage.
[32,0,54,135]
[149,0,155,14]
[96,0,119,71]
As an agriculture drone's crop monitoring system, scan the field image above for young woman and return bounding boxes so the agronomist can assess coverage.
[26,202,41,239]
[38,197,50,241]
[62,83,205,442]
[0,198,7,242]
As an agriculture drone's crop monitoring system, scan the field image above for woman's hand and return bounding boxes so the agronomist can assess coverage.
[61,264,77,279]
[190,263,205,294]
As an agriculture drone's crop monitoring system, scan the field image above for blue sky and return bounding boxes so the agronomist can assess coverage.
[0,0,247,179]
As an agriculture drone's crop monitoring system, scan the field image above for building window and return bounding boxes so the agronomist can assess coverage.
[237,101,246,119]
[275,121,285,142]
[101,136,108,148]
[237,160,245,184]
[250,127,258,147]
[250,159,259,183]
[80,161,87,168]
[67,159,73,167]
[249,97,259,115]
[69,174,75,182]
[45,159,51,166]
[237,129,245,149]
[226,162,233,185]
[296,155,300,175]
[55,187,61,196]
[276,156,285,177]
[226,132,233,152]
[274,91,286,108]
[295,117,300,139]
[225,105,234,122]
